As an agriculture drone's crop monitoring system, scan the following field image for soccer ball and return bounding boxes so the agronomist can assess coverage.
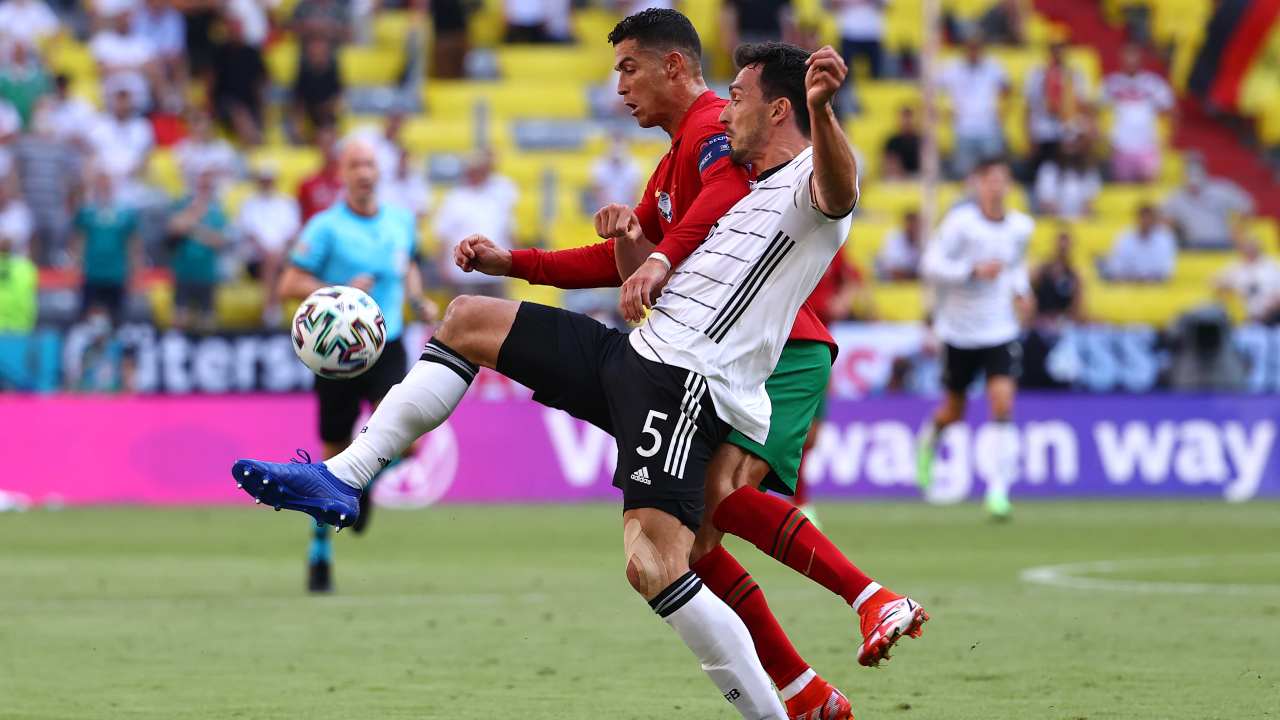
[291,286,387,379]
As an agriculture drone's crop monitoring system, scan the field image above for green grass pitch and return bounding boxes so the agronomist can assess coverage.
[1,501,1278,719]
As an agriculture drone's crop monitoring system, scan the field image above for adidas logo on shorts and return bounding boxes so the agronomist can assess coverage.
[630,467,651,485]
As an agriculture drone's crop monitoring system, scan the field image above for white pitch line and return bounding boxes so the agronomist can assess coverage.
[1020,554,1280,595]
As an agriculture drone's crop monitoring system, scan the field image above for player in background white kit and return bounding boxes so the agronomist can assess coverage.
[916,157,1034,519]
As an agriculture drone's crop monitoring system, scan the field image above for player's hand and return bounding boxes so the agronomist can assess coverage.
[349,274,375,292]
[619,257,669,324]
[805,46,848,110]
[454,234,513,276]
[594,203,643,243]
[973,260,1003,281]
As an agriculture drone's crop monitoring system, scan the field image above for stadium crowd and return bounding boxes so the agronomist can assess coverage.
[0,0,1276,377]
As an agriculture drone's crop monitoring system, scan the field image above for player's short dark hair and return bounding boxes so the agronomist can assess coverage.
[733,42,812,137]
[608,9,701,63]
[972,155,1009,174]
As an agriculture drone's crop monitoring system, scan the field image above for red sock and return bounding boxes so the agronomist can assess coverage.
[714,486,874,607]
[691,545,810,689]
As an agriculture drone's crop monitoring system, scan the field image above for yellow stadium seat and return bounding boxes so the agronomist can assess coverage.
[1175,252,1233,285]
[399,116,493,154]
[340,45,405,86]
[498,151,595,191]
[216,280,267,329]
[507,278,563,308]
[871,283,927,323]
[1085,283,1212,326]
[247,147,322,195]
[844,220,896,273]
[571,8,620,47]
[423,81,589,121]
[148,282,174,328]
[265,40,298,87]
[372,10,417,48]
[147,150,184,197]
[495,46,613,83]
[1247,218,1280,253]
[1091,185,1167,219]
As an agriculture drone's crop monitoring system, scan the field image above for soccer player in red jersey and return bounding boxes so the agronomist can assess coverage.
[456,11,926,718]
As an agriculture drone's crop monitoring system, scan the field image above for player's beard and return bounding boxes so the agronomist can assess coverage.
[729,118,764,166]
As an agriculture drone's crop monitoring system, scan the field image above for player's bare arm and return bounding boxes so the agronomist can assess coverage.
[805,46,858,218]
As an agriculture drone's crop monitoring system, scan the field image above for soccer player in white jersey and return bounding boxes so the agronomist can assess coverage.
[916,156,1035,519]
[234,42,858,719]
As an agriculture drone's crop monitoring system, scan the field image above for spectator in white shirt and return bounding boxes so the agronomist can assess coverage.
[1103,203,1177,282]
[433,150,517,295]
[90,9,159,111]
[380,147,432,222]
[0,173,33,257]
[940,37,1010,177]
[875,208,921,280]
[0,0,61,47]
[173,108,239,191]
[86,88,155,206]
[1024,41,1088,179]
[1216,234,1280,324]
[834,0,887,79]
[1101,44,1174,183]
[44,74,98,147]
[589,135,642,210]
[504,0,552,43]
[1163,157,1254,250]
[236,163,300,326]
[1033,133,1100,219]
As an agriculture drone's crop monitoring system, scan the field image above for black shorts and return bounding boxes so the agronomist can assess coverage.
[314,338,408,443]
[81,282,126,324]
[496,303,728,531]
[174,282,215,315]
[941,340,1021,394]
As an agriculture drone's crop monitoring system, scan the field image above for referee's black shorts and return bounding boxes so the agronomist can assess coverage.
[496,302,728,531]
[314,338,408,443]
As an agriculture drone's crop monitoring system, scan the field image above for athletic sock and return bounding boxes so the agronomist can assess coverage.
[325,338,477,489]
[690,545,810,691]
[986,420,1017,501]
[713,486,874,608]
[308,520,330,563]
[919,419,939,450]
[792,469,810,508]
[651,572,786,720]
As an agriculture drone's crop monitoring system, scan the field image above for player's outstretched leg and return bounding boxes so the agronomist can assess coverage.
[709,446,927,668]
[692,449,852,719]
[916,391,965,491]
[626,509,787,720]
[232,296,516,527]
[984,376,1018,520]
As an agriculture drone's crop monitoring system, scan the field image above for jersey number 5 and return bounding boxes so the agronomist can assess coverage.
[635,410,670,458]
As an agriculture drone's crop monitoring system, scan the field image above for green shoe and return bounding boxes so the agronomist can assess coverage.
[915,443,935,491]
[985,489,1013,521]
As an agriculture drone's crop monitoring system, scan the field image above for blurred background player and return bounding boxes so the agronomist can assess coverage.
[278,137,432,592]
[917,157,1034,520]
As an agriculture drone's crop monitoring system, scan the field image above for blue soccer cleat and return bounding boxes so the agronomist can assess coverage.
[232,450,361,529]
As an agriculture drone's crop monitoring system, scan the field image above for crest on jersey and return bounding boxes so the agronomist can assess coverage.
[658,192,673,222]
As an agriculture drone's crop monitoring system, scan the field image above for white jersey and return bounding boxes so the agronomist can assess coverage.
[630,146,853,444]
[922,202,1033,349]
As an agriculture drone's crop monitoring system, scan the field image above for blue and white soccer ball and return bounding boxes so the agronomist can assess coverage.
[291,286,387,379]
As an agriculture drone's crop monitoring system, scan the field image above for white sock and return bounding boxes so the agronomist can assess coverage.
[651,573,786,720]
[986,420,1018,500]
[325,339,477,489]
[778,667,816,702]
[919,420,938,450]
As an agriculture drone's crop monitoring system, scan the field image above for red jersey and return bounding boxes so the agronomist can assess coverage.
[298,167,343,222]
[809,254,863,326]
[509,91,834,350]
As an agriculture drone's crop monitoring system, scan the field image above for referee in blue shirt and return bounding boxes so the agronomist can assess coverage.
[278,138,433,592]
